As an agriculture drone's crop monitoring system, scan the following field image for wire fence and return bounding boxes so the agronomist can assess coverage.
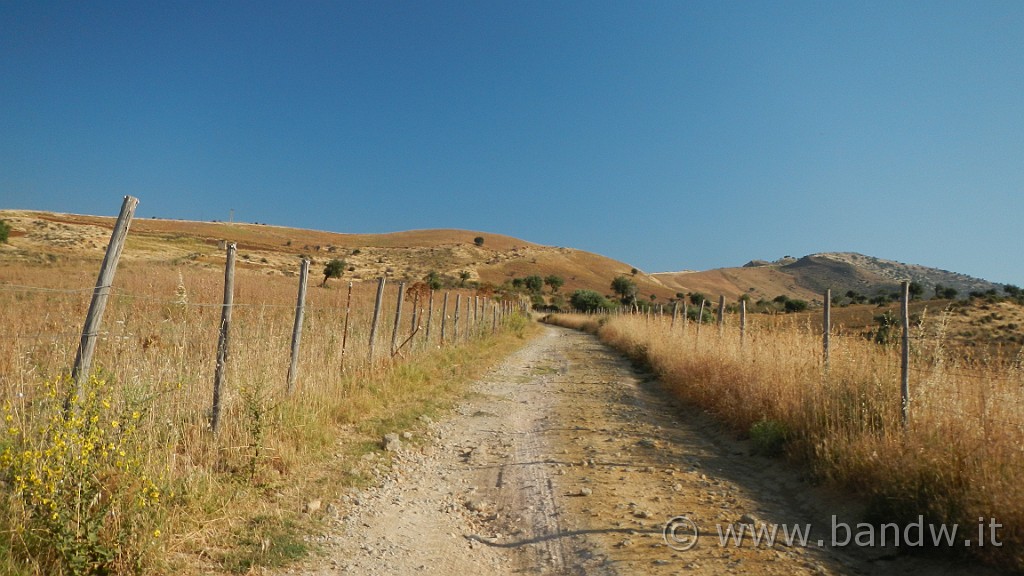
[0,260,528,436]
[558,292,1024,433]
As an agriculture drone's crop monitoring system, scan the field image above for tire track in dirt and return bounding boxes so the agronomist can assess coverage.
[280,325,995,575]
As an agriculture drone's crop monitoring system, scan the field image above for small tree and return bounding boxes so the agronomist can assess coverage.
[322,258,346,287]
[0,219,11,244]
[544,275,564,294]
[688,292,706,306]
[459,270,471,286]
[473,236,484,247]
[908,281,924,300]
[611,276,637,305]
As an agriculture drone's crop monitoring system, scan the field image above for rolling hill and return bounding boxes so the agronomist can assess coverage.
[0,209,1004,307]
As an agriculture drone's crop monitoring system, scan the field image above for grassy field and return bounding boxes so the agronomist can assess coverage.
[544,310,1024,570]
[0,256,534,575]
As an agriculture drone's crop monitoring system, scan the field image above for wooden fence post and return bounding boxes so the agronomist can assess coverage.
[425,290,435,343]
[368,277,386,363]
[740,299,747,344]
[286,258,309,393]
[823,288,831,370]
[440,292,449,344]
[901,280,911,428]
[69,195,138,408]
[716,295,725,332]
[211,242,236,434]
[671,301,678,329]
[410,291,420,351]
[390,282,406,356]
[696,299,706,338]
[454,294,461,342]
[473,296,479,330]
[340,281,353,373]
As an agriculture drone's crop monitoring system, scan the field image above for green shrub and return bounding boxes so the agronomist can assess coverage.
[569,289,612,313]
[0,220,10,244]
[749,418,789,457]
[523,275,544,294]
[783,299,808,313]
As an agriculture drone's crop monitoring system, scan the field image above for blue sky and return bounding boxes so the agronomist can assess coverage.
[2,1,1023,285]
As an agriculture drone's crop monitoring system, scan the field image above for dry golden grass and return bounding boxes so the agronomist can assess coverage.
[0,254,533,575]
[545,311,1024,570]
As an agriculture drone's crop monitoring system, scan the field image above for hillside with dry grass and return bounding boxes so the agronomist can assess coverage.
[0,209,1010,314]
[0,209,681,302]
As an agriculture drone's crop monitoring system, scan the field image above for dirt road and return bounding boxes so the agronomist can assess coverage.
[281,325,988,575]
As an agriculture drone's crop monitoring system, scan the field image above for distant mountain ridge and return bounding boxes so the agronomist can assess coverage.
[784,252,1001,298]
[652,252,1001,304]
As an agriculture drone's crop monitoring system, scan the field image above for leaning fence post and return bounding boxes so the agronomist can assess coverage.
[900,280,911,429]
[211,242,237,434]
[286,258,310,393]
[391,282,406,356]
[368,277,386,364]
[69,195,138,409]
[409,291,420,351]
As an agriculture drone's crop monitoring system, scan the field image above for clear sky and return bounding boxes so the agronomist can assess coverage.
[2,1,1023,285]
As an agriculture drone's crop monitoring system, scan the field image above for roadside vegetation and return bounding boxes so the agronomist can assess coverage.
[0,259,534,575]
[544,309,1024,571]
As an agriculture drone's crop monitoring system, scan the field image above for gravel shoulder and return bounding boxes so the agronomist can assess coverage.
[278,325,993,575]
